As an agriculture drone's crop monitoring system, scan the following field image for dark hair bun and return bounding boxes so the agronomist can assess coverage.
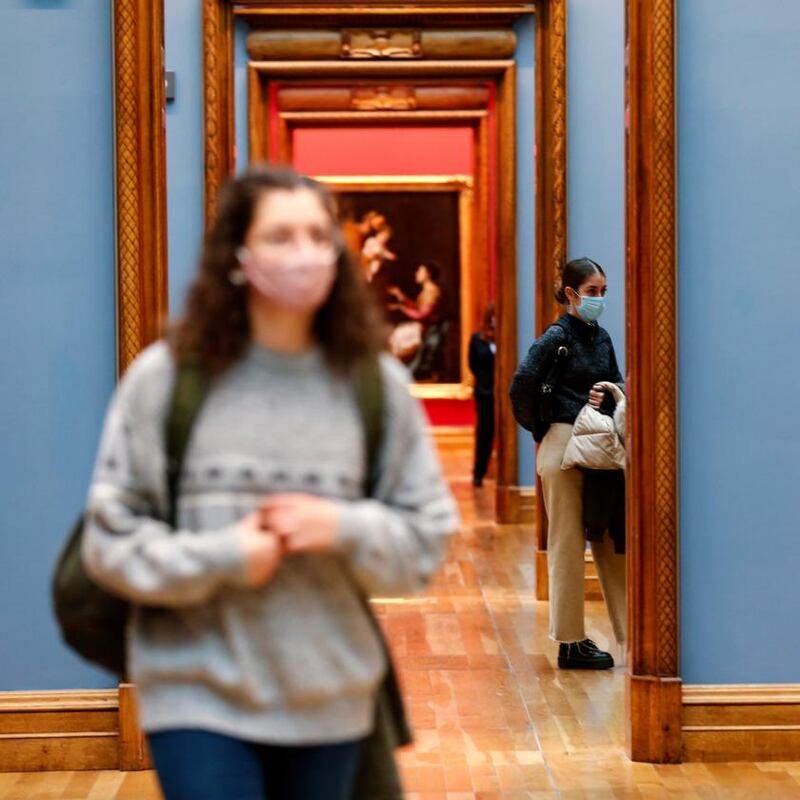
[557,257,606,306]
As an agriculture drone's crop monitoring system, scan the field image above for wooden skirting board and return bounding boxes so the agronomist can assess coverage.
[534,547,604,601]
[683,684,800,762]
[3,678,799,770]
[496,485,535,524]
[0,685,150,772]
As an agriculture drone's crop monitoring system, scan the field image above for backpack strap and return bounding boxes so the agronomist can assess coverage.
[353,355,386,497]
[546,319,575,383]
[352,356,414,754]
[165,363,211,528]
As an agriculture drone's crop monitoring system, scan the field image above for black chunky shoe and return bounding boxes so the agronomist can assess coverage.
[557,639,615,670]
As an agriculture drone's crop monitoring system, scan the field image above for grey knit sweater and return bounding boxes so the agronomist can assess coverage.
[82,342,458,744]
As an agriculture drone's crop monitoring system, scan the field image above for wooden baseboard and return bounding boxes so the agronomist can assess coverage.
[683,684,800,762]
[534,548,604,602]
[495,485,535,524]
[535,547,549,600]
[585,553,604,601]
[0,684,151,772]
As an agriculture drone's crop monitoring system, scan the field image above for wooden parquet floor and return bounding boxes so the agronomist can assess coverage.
[3,451,800,798]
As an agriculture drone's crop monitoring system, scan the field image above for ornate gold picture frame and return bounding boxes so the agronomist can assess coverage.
[319,175,475,400]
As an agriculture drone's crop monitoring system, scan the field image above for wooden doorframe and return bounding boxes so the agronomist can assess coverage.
[113,0,169,375]
[112,0,681,764]
[529,0,681,764]
[244,56,520,508]
[532,0,566,599]
[624,0,681,763]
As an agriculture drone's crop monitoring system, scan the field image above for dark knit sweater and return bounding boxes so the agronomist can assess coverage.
[509,313,623,433]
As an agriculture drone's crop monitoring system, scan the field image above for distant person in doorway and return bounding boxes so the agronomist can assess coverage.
[509,258,625,670]
[468,303,496,487]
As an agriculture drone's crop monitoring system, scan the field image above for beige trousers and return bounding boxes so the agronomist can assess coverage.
[537,423,626,644]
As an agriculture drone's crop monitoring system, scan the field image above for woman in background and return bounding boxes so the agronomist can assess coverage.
[510,258,625,670]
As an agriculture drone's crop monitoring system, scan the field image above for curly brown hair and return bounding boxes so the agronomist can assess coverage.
[170,165,385,376]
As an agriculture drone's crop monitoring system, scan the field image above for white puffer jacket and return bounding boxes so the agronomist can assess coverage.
[561,381,626,471]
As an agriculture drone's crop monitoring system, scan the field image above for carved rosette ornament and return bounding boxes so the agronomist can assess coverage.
[350,86,418,110]
[341,29,422,59]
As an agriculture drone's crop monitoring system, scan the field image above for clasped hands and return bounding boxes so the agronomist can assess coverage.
[238,494,340,588]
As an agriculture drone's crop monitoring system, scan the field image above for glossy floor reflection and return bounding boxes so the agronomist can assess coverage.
[388,473,626,799]
[3,454,800,798]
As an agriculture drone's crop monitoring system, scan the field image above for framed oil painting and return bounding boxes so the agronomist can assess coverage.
[318,175,474,399]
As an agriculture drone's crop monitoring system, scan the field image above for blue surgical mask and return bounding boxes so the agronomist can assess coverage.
[575,295,606,323]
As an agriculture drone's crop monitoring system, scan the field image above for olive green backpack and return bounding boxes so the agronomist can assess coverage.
[51,358,410,799]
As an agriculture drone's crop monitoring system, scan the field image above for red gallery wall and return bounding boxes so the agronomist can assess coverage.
[293,127,473,177]
[293,126,476,427]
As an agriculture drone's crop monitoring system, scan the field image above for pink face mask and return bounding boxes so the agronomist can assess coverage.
[236,246,337,311]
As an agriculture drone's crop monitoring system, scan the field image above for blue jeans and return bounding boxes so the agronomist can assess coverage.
[148,729,363,800]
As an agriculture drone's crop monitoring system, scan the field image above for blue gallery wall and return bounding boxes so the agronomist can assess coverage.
[519,2,625,484]
[678,0,800,683]
[0,2,116,689]
[4,0,795,692]
[165,0,205,315]
[566,0,625,357]
[515,16,537,484]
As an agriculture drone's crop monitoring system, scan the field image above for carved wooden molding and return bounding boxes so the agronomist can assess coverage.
[203,0,236,226]
[534,0,566,338]
[235,2,535,21]
[113,0,168,375]
[350,85,419,109]
[532,0,567,560]
[279,110,488,126]
[247,28,515,60]
[625,0,680,763]
[246,59,514,76]
[277,84,490,111]
[493,61,519,517]
[342,28,422,58]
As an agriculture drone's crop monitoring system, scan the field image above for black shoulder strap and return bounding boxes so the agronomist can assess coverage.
[542,320,573,389]
[165,364,211,527]
[351,356,412,750]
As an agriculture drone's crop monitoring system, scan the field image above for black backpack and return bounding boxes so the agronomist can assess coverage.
[51,356,410,798]
[51,364,211,676]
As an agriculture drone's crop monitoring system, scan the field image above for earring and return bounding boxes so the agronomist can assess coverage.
[229,268,247,287]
